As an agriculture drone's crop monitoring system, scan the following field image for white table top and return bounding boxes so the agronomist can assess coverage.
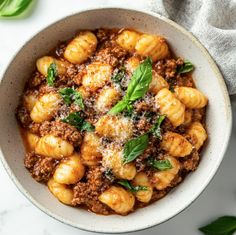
[0,1,236,234]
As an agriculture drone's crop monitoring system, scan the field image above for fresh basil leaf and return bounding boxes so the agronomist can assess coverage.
[46,63,57,87]
[59,87,84,110]
[0,0,32,17]
[61,112,94,132]
[73,92,85,110]
[108,57,152,115]
[112,66,126,85]
[147,158,172,171]
[177,60,194,74]
[199,216,236,235]
[150,114,166,139]
[126,57,152,101]
[118,180,147,193]
[123,134,149,164]
[108,100,128,115]
[59,88,74,105]
[80,120,95,132]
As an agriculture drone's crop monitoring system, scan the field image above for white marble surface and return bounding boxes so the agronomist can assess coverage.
[0,1,236,234]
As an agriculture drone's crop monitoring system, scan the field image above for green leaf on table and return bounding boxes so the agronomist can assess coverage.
[177,60,194,74]
[147,158,172,171]
[46,63,57,87]
[118,180,147,193]
[199,216,236,235]
[123,134,149,164]
[61,112,94,132]
[0,0,33,17]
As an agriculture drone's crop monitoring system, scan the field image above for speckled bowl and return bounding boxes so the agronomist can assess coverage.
[0,7,232,234]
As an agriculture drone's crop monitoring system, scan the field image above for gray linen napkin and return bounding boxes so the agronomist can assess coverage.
[148,0,236,95]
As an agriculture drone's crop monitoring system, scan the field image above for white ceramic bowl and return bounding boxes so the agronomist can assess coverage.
[0,7,232,234]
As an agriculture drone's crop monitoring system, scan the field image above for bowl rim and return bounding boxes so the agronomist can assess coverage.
[0,6,232,234]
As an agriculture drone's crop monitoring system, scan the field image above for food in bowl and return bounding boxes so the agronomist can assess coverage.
[16,28,208,215]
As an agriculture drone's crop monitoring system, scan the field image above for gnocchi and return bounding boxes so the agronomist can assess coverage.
[48,178,74,205]
[30,93,61,123]
[36,56,68,76]
[174,87,208,109]
[149,71,169,94]
[102,144,136,180]
[25,132,40,151]
[152,156,180,190]
[161,131,193,157]
[187,122,207,150]
[35,135,74,159]
[95,115,133,142]
[82,62,112,92]
[116,30,140,52]
[132,172,153,203]
[135,34,169,62]
[99,186,135,214]
[64,31,97,64]
[156,88,185,127]
[80,132,102,166]
[53,153,85,184]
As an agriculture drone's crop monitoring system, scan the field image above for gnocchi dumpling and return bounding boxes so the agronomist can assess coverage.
[132,172,153,203]
[124,56,140,75]
[48,178,74,205]
[36,56,68,76]
[102,144,136,180]
[99,186,135,214]
[160,131,193,157]
[152,156,180,190]
[25,132,40,151]
[187,122,207,150]
[156,88,185,127]
[183,109,193,126]
[53,153,85,184]
[149,71,169,94]
[64,31,97,64]
[95,115,133,141]
[82,62,112,92]
[30,93,62,123]
[174,87,208,109]
[135,34,169,62]
[23,92,38,112]
[95,87,121,113]
[80,132,102,166]
[77,86,91,99]
[35,135,74,159]
[116,30,140,52]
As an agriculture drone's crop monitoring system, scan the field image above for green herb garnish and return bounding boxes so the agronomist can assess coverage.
[150,114,166,139]
[61,112,94,132]
[112,66,126,85]
[0,0,33,17]
[118,180,147,193]
[147,157,172,171]
[59,87,84,110]
[169,85,175,93]
[108,58,152,115]
[46,63,57,87]
[104,168,115,182]
[199,216,236,235]
[177,60,194,74]
[123,134,149,164]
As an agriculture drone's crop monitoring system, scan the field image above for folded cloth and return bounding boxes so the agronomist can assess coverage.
[148,0,236,95]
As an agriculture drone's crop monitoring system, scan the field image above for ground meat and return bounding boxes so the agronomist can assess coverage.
[181,150,200,171]
[16,106,31,128]
[28,122,41,134]
[72,166,111,214]
[39,120,82,147]
[192,108,206,122]
[96,28,110,42]
[27,72,45,88]
[150,189,168,202]
[175,74,194,87]
[24,152,57,182]
[38,84,56,94]
[170,174,183,187]
[93,43,127,67]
